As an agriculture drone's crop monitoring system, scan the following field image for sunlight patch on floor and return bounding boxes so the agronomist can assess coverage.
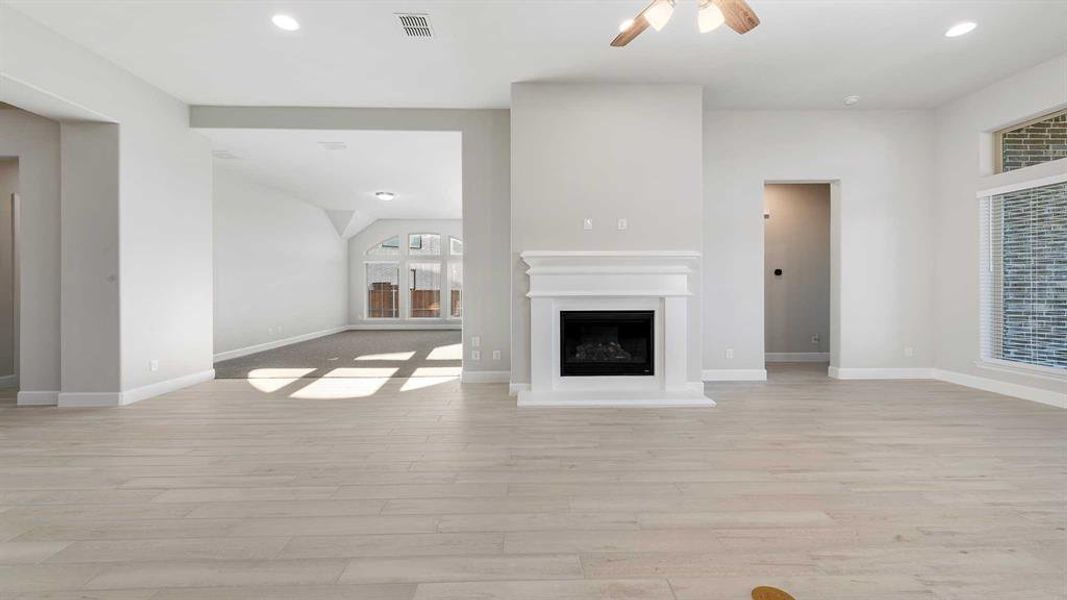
[427,343,463,360]
[246,368,316,392]
[322,367,399,378]
[400,366,462,391]
[354,351,416,361]
[289,377,392,399]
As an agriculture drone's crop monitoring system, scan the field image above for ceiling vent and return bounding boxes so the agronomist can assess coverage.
[396,13,433,38]
[212,150,240,160]
[318,141,347,151]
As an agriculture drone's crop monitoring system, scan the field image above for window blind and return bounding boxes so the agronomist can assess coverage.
[980,181,1067,371]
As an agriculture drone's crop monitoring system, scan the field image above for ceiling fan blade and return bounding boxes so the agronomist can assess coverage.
[713,0,760,33]
[751,587,796,600]
[611,14,651,47]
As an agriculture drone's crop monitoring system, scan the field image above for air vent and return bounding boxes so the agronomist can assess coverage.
[212,150,240,160]
[317,141,347,151]
[396,13,433,38]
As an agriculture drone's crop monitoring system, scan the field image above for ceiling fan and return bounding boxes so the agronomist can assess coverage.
[611,0,760,47]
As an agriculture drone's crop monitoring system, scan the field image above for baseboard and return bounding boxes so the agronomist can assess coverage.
[120,369,216,406]
[766,352,829,363]
[17,390,58,406]
[214,326,348,362]
[702,369,767,381]
[509,383,530,396]
[56,369,216,408]
[347,323,462,331]
[933,368,1066,409]
[58,392,123,408]
[829,367,934,380]
[461,370,509,384]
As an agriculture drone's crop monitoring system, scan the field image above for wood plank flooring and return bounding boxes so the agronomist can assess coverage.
[0,364,1063,599]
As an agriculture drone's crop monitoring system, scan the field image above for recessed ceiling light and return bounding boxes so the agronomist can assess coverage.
[843,95,861,107]
[945,22,977,38]
[272,14,300,31]
[619,18,635,32]
[375,191,396,201]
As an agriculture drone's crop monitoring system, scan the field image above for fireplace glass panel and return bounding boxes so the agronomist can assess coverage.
[560,311,654,376]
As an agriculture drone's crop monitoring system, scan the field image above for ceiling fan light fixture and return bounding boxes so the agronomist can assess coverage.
[644,0,675,32]
[698,0,725,33]
[271,14,300,31]
[375,191,396,201]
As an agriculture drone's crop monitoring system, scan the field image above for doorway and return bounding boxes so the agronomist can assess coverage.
[0,159,17,397]
[763,183,831,379]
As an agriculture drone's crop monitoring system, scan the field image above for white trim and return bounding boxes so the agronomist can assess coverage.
[0,374,16,388]
[120,369,216,406]
[521,250,701,259]
[933,368,1066,409]
[17,390,58,406]
[509,383,530,396]
[976,160,1067,197]
[348,322,461,331]
[518,388,714,408]
[214,326,348,362]
[55,369,217,408]
[765,352,830,363]
[461,370,509,384]
[829,367,934,380]
[702,369,767,381]
[57,392,123,408]
[974,359,1067,382]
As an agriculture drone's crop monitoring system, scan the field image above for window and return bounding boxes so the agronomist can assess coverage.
[980,181,1066,371]
[366,263,399,319]
[409,263,441,318]
[449,236,463,256]
[449,262,463,318]
[408,233,441,256]
[996,109,1067,173]
[367,235,400,256]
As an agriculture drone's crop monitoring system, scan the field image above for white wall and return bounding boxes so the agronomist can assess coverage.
[191,106,510,377]
[213,170,347,355]
[764,183,831,356]
[1,6,214,402]
[933,54,1067,397]
[510,83,705,384]
[0,158,18,379]
[348,218,462,325]
[0,107,60,399]
[704,110,936,376]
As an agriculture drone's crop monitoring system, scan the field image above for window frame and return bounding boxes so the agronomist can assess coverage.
[361,230,463,323]
[993,108,1067,174]
[976,171,1067,378]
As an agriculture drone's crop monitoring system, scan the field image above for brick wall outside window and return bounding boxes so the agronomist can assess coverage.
[999,111,1067,172]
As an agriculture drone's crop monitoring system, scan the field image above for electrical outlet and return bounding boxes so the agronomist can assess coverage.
[583,218,593,231]
[724,348,734,359]
[811,334,820,345]
[492,350,501,360]
[149,360,159,372]
[471,350,481,361]
[617,218,628,231]
[471,336,481,348]
[904,346,914,357]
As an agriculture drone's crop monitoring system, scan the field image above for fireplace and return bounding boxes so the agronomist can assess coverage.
[560,311,654,377]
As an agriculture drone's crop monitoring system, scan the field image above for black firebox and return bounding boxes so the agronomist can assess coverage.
[559,311,654,377]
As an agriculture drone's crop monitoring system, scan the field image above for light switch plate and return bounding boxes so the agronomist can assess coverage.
[471,350,481,361]
[583,218,593,231]
[617,218,628,231]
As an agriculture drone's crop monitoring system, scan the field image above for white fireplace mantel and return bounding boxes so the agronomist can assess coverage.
[519,251,714,408]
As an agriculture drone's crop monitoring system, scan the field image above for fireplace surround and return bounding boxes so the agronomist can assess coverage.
[518,251,713,407]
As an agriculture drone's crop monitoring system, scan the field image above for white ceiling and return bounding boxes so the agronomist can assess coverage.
[201,128,461,229]
[9,0,1067,110]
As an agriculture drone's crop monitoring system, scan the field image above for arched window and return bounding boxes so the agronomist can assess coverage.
[362,231,462,321]
[366,235,400,256]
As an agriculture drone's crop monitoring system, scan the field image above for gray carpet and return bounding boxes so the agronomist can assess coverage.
[214,330,462,379]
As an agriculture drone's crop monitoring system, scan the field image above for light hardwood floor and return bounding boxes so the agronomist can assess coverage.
[0,364,1063,599]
